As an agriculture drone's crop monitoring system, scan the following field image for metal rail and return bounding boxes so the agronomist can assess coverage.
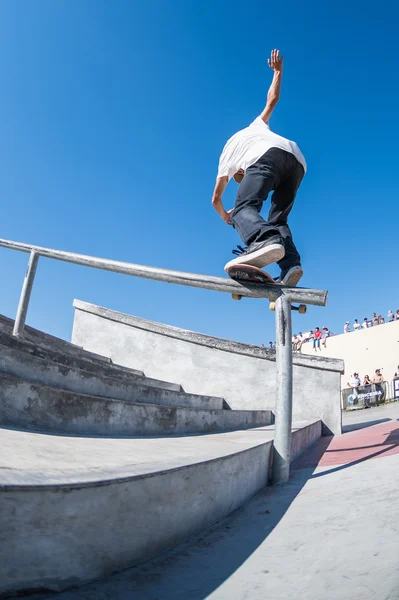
[0,237,328,484]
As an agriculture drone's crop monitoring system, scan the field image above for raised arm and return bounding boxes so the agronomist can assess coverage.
[260,49,284,124]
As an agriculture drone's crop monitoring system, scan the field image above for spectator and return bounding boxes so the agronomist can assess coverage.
[396,309,399,320]
[363,374,372,386]
[373,369,384,383]
[348,372,361,388]
[313,327,322,351]
[308,330,314,341]
[387,310,394,322]
[353,319,360,331]
[378,315,385,325]
[372,313,378,326]
[292,335,299,351]
[344,321,350,333]
[296,333,303,353]
[321,327,329,348]
[361,318,368,329]
[393,366,399,379]
[272,342,276,349]
[268,341,273,349]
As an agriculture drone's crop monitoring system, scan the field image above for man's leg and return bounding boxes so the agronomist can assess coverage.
[231,148,287,245]
[225,149,288,270]
[267,157,304,273]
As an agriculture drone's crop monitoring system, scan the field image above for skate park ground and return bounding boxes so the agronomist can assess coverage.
[24,403,399,600]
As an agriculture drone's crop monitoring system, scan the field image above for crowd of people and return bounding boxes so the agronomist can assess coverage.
[347,365,399,388]
[263,308,399,351]
[292,327,330,352]
[347,368,386,388]
[344,309,399,333]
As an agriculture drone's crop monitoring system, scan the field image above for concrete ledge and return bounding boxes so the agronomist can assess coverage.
[0,337,228,411]
[73,300,344,374]
[290,418,322,462]
[0,419,320,596]
[72,301,343,435]
[0,373,273,436]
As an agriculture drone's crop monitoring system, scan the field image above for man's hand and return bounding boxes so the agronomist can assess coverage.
[260,49,283,124]
[267,48,283,72]
[223,208,234,225]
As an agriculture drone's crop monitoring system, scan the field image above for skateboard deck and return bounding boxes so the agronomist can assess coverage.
[226,264,281,285]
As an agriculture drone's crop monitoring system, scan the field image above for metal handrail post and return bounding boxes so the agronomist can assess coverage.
[13,251,39,338]
[271,293,293,484]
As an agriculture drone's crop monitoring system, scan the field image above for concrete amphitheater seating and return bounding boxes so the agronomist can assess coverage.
[0,312,324,596]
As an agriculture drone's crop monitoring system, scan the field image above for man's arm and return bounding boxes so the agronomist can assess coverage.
[212,176,233,224]
[260,49,284,124]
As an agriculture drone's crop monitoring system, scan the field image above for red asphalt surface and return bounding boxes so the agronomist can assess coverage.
[293,420,399,470]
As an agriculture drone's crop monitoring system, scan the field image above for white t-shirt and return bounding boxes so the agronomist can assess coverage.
[353,322,360,329]
[217,117,307,181]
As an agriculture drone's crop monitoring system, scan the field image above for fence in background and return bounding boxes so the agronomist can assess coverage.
[342,381,399,410]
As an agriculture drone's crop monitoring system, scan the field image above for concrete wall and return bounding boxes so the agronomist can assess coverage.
[1,439,273,595]
[72,300,344,435]
[301,319,399,389]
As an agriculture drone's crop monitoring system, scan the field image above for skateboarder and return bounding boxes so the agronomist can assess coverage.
[212,49,307,286]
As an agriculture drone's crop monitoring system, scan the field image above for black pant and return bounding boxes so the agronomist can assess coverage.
[231,147,304,271]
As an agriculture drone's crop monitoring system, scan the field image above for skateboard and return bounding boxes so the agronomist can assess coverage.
[226,263,306,313]
[226,263,278,285]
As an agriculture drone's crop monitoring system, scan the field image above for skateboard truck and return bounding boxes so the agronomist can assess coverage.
[269,301,306,314]
[231,295,306,314]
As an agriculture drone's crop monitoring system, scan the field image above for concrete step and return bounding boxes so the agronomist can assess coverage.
[0,372,273,436]
[0,327,166,385]
[0,314,138,372]
[0,419,322,597]
[0,339,225,411]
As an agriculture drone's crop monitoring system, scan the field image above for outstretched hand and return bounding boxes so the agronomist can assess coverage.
[267,49,283,72]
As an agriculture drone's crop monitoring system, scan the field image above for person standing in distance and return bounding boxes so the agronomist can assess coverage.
[212,49,307,285]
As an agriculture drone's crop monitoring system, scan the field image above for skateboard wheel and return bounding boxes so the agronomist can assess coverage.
[298,304,306,314]
[232,294,242,301]
[269,301,275,311]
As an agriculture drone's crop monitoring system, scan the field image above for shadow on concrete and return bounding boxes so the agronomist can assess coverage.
[342,417,391,433]
[311,442,398,480]
[28,444,330,599]
[0,424,275,441]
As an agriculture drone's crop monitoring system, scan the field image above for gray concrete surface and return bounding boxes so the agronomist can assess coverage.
[26,422,399,600]
[342,401,399,432]
[72,300,343,435]
[0,325,145,378]
[0,312,115,365]
[0,339,231,411]
[0,420,320,596]
[0,420,320,485]
[0,372,273,436]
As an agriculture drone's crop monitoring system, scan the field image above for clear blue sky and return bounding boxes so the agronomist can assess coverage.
[0,0,398,345]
